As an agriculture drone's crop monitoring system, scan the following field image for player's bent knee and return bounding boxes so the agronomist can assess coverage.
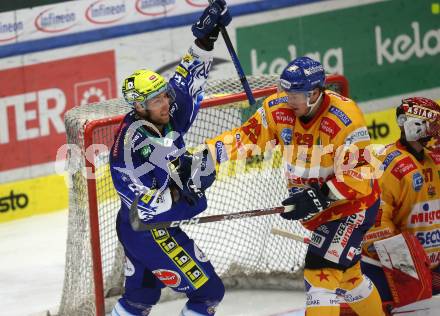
[185,274,225,315]
[191,273,225,302]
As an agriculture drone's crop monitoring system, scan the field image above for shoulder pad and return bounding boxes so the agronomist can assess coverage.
[328,105,352,126]
[381,149,402,171]
[268,95,288,107]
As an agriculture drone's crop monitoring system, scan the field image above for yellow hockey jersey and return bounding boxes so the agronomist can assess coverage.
[207,90,380,231]
[363,141,440,264]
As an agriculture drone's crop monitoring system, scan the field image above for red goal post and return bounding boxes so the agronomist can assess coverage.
[59,74,349,316]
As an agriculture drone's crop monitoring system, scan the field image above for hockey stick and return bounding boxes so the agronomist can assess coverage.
[208,0,256,106]
[271,227,311,244]
[129,195,285,231]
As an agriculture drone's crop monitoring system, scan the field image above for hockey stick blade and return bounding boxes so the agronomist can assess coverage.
[130,196,285,231]
[271,227,310,244]
[208,0,256,106]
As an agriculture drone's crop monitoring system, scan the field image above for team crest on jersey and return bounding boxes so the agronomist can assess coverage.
[412,172,424,192]
[280,128,292,145]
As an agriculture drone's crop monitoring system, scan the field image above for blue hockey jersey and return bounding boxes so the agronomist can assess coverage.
[110,45,213,226]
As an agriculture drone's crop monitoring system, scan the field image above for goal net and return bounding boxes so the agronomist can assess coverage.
[59,74,349,316]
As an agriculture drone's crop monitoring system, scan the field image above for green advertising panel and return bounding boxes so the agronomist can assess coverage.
[237,0,440,102]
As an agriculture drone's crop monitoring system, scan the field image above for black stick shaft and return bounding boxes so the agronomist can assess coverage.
[131,204,285,231]
[209,0,256,105]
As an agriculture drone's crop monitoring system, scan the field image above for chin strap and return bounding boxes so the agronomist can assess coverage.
[305,91,323,117]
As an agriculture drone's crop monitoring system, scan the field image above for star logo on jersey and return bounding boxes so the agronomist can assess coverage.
[346,277,360,285]
[316,269,330,281]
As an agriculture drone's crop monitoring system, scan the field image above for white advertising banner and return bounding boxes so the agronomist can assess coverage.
[0,0,256,44]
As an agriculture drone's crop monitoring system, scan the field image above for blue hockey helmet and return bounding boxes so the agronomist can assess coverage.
[279,57,325,93]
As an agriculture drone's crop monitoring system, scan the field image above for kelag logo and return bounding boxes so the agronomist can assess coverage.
[237,0,440,103]
[85,0,127,25]
[34,7,76,33]
[0,51,116,172]
[0,190,29,213]
[0,12,24,43]
[136,0,176,16]
[375,21,440,66]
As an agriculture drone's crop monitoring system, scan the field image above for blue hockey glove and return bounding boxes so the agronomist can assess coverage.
[171,149,216,205]
[280,183,331,221]
[192,0,232,50]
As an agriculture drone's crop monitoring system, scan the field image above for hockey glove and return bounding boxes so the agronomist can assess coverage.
[170,149,216,205]
[280,183,331,221]
[192,0,232,50]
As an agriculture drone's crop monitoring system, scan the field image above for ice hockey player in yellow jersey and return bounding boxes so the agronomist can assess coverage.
[207,57,383,315]
[362,97,440,309]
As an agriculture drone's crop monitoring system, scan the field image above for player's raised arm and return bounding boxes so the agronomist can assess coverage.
[169,0,231,134]
[109,2,231,315]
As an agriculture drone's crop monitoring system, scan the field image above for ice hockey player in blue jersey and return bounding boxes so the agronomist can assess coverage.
[109,2,231,315]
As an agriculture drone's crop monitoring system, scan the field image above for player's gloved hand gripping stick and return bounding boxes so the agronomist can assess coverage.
[193,0,256,106]
[280,183,331,221]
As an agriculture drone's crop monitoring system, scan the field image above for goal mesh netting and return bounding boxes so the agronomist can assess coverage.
[59,74,348,316]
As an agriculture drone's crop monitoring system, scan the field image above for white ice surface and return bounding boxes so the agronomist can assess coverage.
[0,211,67,316]
[0,210,306,316]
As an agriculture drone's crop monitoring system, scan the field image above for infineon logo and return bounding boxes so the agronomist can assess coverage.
[34,7,76,33]
[135,0,176,16]
[0,51,116,171]
[0,12,24,43]
[85,0,127,25]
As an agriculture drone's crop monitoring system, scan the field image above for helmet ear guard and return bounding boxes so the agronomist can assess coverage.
[397,114,407,127]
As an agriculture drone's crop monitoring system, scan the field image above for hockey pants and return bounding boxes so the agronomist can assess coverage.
[304,261,384,316]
